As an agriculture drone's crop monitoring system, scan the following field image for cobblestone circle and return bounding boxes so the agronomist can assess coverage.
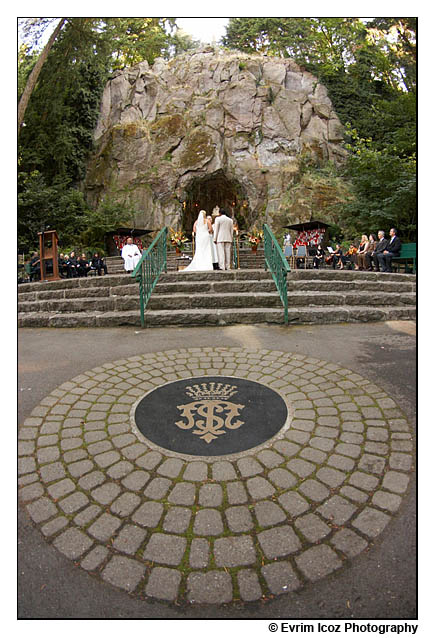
[18,348,414,605]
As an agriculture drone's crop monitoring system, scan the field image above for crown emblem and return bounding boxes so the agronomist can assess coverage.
[184,382,238,401]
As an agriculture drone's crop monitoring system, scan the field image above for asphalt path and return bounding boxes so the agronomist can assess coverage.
[17,321,416,620]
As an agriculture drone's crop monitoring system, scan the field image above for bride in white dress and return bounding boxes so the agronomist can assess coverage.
[183,210,214,271]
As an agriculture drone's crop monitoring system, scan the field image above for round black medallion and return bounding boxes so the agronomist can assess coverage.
[134,376,289,457]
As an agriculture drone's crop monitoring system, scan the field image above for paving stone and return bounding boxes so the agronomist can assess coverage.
[53,527,93,559]
[88,512,122,541]
[310,437,335,452]
[112,524,147,554]
[246,476,275,500]
[110,492,142,517]
[189,538,210,568]
[143,533,186,566]
[106,461,135,479]
[47,478,75,500]
[121,470,150,491]
[225,505,254,532]
[237,569,263,601]
[94,450,121,468]
[295,545,342,581]
[316,466,347,488]
[187,571,233,604]
[132,501,164,528]
[237,456,264,477]
[183,461,208,481]
[67,459,94,478]
[193,509,223,536]
[371,490,402,512]
[212,460,237,480]
[331,528,368,557]
[317,495,357,525]
[365,442,389,456]
[285,430,310,445]
[273,440,301,456]
[299,447,327,464]
[58,492,89,514]
[382,471,410,494]
[38,434,58,447]
[81,546,109,571]
[389,453,413,472]
[91,482,121,505]
[256,449,285,469]
[163,507,192,533]
[358,454,386,475]
[214,536,256,567]
[102,555,145,592]
[294,513,331,542]
[278,491,310,516]
[261,561,301,595]
[340,485,370,504]
[25,497,56,526]
[86,440,112,455]
[286,458,316,478]
[352,507,391,537]
[167,482,196,505]
[63,449,88,463]
[74,504,102,526]
[257,525,301,559]
[19,482,44,502]
[342,421,365,433]
[144,477,172,500]
[226,481,248,505]
[298,479,330,502]
[145,567,182,601]
[335,443,361,458]
[348,471,379,492]
[254,501,287,527]
[78,470,105,490]
[268,468,298,489]
[199,484,223,507]
[37,447,60,464]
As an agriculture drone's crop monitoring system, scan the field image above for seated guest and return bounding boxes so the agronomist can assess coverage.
[356,235,370,270]
[90,253,108,276]
[371,230,389,271]
[344,244,358,269]
[313,245,325,269]
[365,234,377,270]
[58,253,68,278]
[66,251,79,278]
[377,228,402,273]
[121,237,141,273]
[78,253,90,277]
[332,244,345,270]
[29,252,40,282]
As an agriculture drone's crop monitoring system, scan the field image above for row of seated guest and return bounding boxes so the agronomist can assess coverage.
[316,229,402,272]
[58,252,108,278]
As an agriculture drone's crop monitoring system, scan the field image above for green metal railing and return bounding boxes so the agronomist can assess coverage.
[233,235,239,269]
[263,223,291,324]
[132,227,168,327]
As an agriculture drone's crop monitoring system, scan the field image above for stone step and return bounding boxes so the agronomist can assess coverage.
[17,304,416,329]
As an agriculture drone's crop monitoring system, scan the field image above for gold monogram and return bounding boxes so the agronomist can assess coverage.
[176,383,245,444]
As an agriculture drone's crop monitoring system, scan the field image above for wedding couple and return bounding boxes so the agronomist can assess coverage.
[183,208,234,272]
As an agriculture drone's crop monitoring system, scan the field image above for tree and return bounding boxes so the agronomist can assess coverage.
[18,18,66,135]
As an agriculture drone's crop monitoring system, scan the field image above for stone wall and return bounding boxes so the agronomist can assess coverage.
[84,47,347,232]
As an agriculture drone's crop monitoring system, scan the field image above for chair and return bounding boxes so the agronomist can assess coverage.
[295,245,309,269]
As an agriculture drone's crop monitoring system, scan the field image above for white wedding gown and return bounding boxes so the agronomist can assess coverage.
[183,213,214,271]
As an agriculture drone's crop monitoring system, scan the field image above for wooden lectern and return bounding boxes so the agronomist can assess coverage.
[38,230,60,281]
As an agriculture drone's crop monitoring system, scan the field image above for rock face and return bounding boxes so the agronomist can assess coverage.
[85,47,347,232]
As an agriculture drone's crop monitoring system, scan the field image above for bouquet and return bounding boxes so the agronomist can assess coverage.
[247,227,264,246]
[169,228,188,249]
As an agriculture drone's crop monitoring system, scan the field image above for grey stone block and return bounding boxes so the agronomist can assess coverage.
[225,505,254,532]
[199,484,223,507]
[348,471,379,492]
[286,458,315,478]
[295,545,342,581]
[81,545,109,571]
[254,501,287,527]
[53,527,93,559]
[145,567,182,601]
[168,482,196,506]
[261,561,301,595]
[226,481,248,504]
[157,457,184,478]
[327,454,355,472]
[102,555,145,592]
[78,470,105,490]
[110,492,141,517]
[237,456,264,477]
[106,460,135,479]
[193,509,223,536]
[214,536,256,567]
[163,507,192,533]
[121,470,150,491]
[143,533,186,566]
[189,538,210,569]
[294,513,330,542]
[183,461,208,481]
[88,512,122,541]
[257,525,301,559]
[144,477,172,500]
[331,528,368,557]
[91,482,121,505]
[316,466,347,488]
[298,479,330,502]
[187,571,233,604]
[131,501,164,528]
[278,491,310,516]
[47,478,75,500]
[268,468,298,489]
[58,492,89,514]
[317,495,357,525]
[237,569,263,601]
[246,476,275,500]
[212,460,237,481]
[112,524,147,554]
[352,507,391,537]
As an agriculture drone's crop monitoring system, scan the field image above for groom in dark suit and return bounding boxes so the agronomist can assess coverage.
[377,228,402,273]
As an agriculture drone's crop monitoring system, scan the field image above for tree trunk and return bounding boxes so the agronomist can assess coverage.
[18,18,66,136]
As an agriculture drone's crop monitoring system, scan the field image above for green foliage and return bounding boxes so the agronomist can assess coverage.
[223,17,416,241]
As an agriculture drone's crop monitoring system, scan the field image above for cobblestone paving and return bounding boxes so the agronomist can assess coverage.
[18,348,414,605]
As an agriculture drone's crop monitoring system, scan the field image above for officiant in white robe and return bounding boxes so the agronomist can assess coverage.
[121,237,141,272]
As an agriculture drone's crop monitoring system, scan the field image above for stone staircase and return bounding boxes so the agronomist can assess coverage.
[18,268,416,328]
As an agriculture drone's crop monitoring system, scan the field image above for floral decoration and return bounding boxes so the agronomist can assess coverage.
[169,228,188,249]
[247,227,264,246]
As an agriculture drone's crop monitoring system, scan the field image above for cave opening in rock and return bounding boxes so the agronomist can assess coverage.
[181,171,251,233]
